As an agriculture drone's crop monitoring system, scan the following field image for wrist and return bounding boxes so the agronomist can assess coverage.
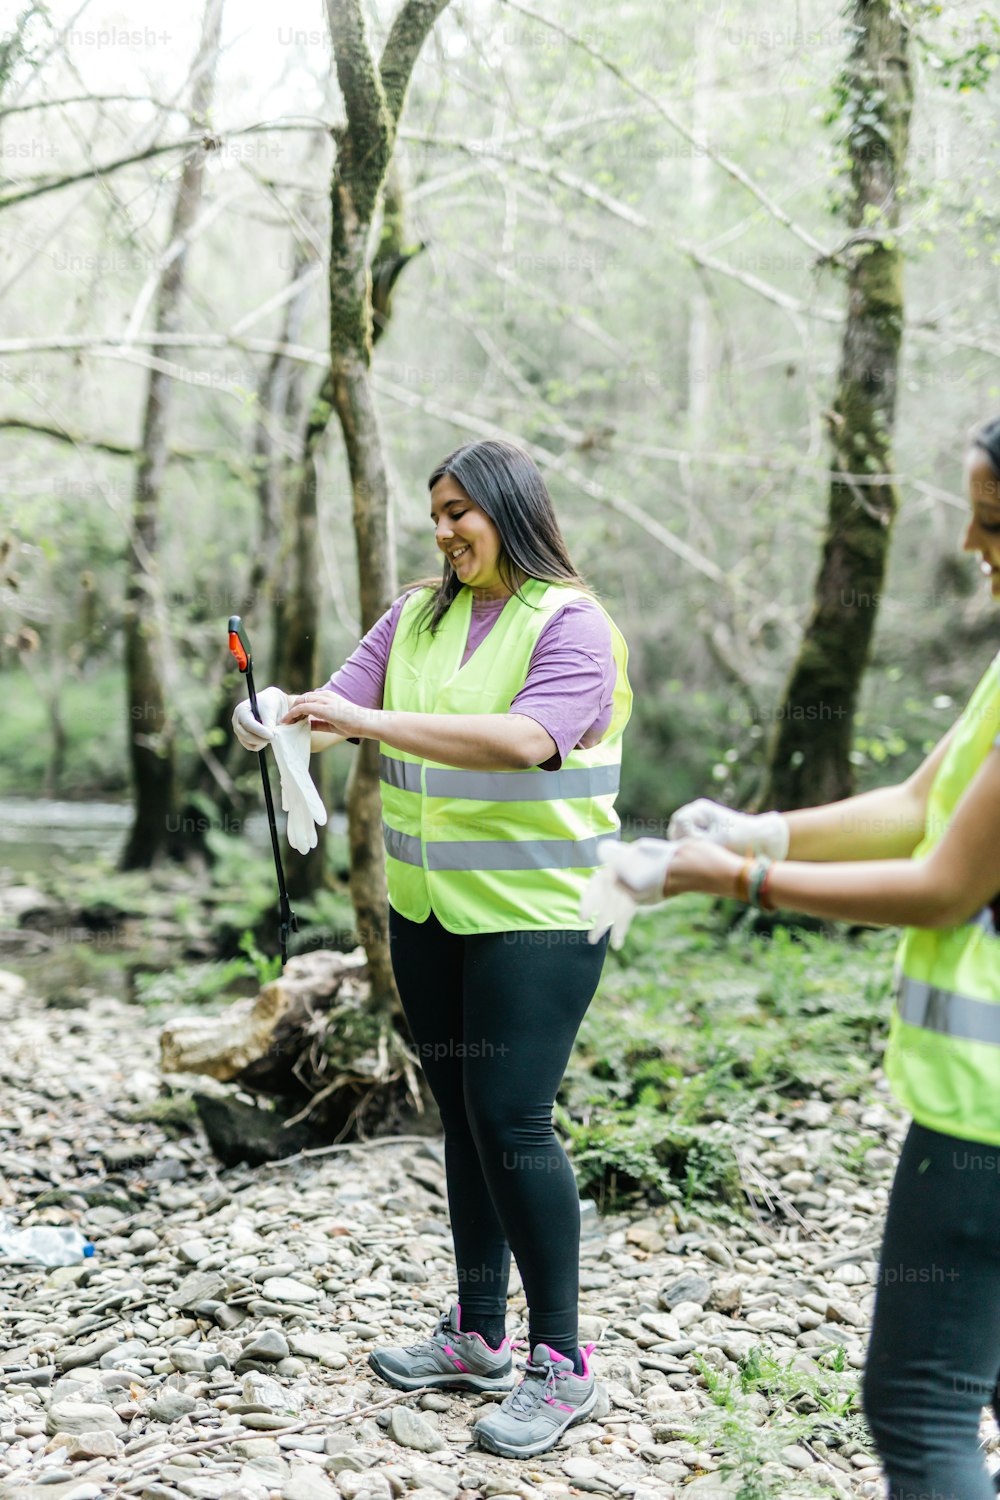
[703,847,743,898]
[756,811,789,861]
[358,706,386,741]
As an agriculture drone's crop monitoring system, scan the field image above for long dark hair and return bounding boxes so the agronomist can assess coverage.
[972,416,1000,480]
[415,440,589,632]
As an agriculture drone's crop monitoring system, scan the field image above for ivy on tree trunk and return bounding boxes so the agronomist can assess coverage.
[762,0,913,811]
[316,0,451,1010]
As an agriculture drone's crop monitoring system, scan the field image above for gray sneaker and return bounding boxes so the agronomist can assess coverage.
[472,1342,598,1457]
[368,1304,516,1394]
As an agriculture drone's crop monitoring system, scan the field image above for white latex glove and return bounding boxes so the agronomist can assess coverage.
[581,861,638,950]
[667,798,789,860]
[231,686,328,855]
[580,838,679,949]
[232,685,285,752]
[272,716,328,855]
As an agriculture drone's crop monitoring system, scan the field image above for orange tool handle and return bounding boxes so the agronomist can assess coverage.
[228,615,250,673]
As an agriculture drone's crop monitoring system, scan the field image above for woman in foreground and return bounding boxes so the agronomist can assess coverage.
[596,419,1000,1500]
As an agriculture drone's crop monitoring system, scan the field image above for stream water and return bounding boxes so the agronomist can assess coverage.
[0,798,282,1002]
[0,796,281,875]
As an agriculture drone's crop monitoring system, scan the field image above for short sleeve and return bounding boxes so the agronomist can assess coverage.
[509,600,616,769]
[319,592,414,708]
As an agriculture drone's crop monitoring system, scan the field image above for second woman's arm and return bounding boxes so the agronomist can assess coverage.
[782,726,957,861]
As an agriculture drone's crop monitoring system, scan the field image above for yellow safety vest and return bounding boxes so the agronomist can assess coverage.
[886,649,1000,1143]
[379,578,632,934]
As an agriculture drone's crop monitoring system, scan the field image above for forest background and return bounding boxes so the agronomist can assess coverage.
[3,0,999,848]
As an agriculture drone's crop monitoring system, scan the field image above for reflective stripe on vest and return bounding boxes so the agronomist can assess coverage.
[885,649,1000,1142]
[379,753,620,802]
[896,974,1000,1047]
[383,824,615,871]
[378,579,632,932]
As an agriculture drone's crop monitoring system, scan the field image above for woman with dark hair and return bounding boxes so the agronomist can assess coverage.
[233,439,632,1459]
[593,419,1000,1500]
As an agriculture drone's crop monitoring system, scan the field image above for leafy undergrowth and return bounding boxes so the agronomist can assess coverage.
[559,894,896,1214]
[691,1343,870,1500]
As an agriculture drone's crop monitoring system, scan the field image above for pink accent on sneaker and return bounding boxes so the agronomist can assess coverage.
[443,1343,471,1374]
[454,1303,509,1352]
[545,1397,574,1411]
[540,1344,581,1372]
[466,1329,510,1352]
[539,1343,595,1380]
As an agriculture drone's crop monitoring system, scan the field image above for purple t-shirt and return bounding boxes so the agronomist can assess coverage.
[321,589,616,770]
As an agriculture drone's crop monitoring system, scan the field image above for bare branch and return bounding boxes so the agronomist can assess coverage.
[0,120,332,212]
[401,130,647,227]
[372,371,723,582]
[0,92,187,119]
[499,0,833,261]
[0,416,247,476]
[0,135,202,211]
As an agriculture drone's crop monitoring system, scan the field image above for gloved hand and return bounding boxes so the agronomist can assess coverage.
[232,685,285,752]
[580,838,679,949]
[231,686,328,855]
[667,799,789,860]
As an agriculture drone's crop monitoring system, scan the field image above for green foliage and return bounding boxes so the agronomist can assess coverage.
[237,930,282,986]
[561,899,895,1212]
[292,877,366,954]
[0,3,47,98]
[132,955,254,1008]
[0,666,128,797]
[691,1344,866,1500]
[914,6,1000,91]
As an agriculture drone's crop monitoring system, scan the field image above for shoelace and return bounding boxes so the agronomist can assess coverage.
[402,1312,451,1357]
[506,1354,560,1415]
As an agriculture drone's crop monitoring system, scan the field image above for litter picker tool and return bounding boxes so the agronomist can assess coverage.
[227,615,297,967]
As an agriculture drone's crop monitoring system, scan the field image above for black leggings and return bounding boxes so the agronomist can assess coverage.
[863,1120,1000,1500]
[388,907,608,1357]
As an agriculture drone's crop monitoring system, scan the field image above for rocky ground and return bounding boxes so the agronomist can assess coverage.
[0,963,984,1500]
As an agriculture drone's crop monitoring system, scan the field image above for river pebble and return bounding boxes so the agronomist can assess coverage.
[0,962,990,1498]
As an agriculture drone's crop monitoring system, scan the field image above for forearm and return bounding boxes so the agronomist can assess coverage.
[310,730,347,753]
[360,709,548,770]
[784,782,927,862]
[679,844,965,929]
[762,857,949,928]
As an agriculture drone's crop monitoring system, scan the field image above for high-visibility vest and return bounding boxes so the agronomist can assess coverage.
[379,578,632,934]
[886,649,1000,1143]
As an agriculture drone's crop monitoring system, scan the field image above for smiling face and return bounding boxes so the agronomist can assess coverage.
[430,474,507,597]
[963,448,1000,600]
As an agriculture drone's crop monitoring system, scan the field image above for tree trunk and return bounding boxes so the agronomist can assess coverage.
[271,370,332,900]
[762,0,912,810]
[320,0,450,1012]
[121,0,224,868]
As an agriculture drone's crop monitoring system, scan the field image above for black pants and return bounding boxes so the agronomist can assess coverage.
[863,1121,1000,1500]
[388,907,608,1355]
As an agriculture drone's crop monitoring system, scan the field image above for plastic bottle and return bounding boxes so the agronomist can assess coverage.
[0,1214,95,1267]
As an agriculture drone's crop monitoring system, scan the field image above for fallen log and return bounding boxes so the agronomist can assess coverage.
[159,948,368,1086]
[158,948,429,1164]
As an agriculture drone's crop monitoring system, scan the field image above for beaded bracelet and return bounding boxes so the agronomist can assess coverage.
[747,857,773,910]
[758,862,776,912]
[735,856,754,903]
